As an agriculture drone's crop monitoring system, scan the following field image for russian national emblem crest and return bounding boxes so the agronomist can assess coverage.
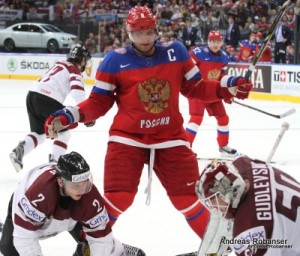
[207,69,221,80]
[138,78,170,114]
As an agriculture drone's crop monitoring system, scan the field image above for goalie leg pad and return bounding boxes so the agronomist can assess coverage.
[169,195,210,238]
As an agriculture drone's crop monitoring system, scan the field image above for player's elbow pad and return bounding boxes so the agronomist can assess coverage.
[14,237,43,256]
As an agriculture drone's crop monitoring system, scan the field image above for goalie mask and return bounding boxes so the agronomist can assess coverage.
[196,160,246,216]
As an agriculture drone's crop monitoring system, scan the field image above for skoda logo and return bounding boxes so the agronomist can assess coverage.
[7,58,17,72]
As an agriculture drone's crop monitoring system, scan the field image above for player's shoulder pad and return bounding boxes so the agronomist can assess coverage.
[221,49,229,58]
[99,47,130,72]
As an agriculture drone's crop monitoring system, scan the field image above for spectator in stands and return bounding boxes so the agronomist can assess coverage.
[226,46,238,62]
[224,12,240,49]
[182,17,198,50]
[254,32,272,63]
[0,2,10,10]
[286,44,295,64]
[274,16,291,63]
[84,32,97,54]
[170,5,182,22]
[240,21,252,40]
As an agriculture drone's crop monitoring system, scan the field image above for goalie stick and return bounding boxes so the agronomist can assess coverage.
[266,122,289,164]
[244,0,292,79]
[233,100,296,119]
[197,156,276,164]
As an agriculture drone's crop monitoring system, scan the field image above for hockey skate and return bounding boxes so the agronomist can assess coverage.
[219,146,237,157]
[72,240,146,256]
[9,141,25,172]
[122,243,146,256]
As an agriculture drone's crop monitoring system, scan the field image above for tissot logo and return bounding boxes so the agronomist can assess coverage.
[274,70,300,83]
[274,71,286,82]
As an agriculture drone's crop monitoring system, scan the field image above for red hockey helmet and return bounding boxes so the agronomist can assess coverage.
[196,160,246,215]
[208,30,222,41]
[126,6,157,32]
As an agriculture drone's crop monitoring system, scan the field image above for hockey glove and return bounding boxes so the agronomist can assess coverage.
[223,98,233,104]
[220,75,253,100]
[45,106,80,139]
[73,240,90,256]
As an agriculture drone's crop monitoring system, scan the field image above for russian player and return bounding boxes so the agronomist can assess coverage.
[185,30,236,156]
[44,6,252,251]
[9,45,95,172]
[0,152,143,256]
[196,155,300,256]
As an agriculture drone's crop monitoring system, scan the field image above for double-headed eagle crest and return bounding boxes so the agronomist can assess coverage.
[207,69,221,80]
[138,78,170,114]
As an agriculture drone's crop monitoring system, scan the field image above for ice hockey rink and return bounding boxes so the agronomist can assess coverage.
[0,79,299,256]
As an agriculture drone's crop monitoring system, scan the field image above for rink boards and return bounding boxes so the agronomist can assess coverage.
[0,52,299,104]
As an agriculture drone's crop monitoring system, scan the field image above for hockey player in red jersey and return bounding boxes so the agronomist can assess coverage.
[9,45,94,172]
[0,151,143,256]
[196,155,300,256]
[44,6,252,249]
[185,30,237,156]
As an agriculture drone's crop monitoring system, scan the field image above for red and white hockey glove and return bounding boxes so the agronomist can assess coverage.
[220,75,253,100]
[45,106,79,139]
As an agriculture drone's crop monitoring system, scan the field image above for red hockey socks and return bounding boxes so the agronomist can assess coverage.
[169,195,210,238]
[103,191,135,226]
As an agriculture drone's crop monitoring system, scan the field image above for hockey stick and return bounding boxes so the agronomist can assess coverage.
[266,122,289,164]
[244,0,291,78]
[197,156,276,164]
[233,100,296,119]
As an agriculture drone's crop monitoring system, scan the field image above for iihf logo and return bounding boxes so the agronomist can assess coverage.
[274,71,286,82]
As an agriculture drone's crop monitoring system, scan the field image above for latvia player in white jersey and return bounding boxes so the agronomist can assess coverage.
[0,152,143,256]
[196,155,300,256]
[9,45,94,173]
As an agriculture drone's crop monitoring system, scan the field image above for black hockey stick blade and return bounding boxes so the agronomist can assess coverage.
[233,100,296,119]
[245,0,291,79]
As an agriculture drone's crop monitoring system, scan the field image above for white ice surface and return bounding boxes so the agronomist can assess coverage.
[0,79,299,256]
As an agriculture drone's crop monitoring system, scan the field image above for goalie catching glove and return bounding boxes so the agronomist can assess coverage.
[45,106,80,139]
[219,75,253,100]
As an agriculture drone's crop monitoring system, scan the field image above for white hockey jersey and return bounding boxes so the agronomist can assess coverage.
[30,61,86,104]
[231,156,300,256]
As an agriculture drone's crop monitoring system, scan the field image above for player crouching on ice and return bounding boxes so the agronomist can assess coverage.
[0,152,144,256]
[195,155,300,256]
